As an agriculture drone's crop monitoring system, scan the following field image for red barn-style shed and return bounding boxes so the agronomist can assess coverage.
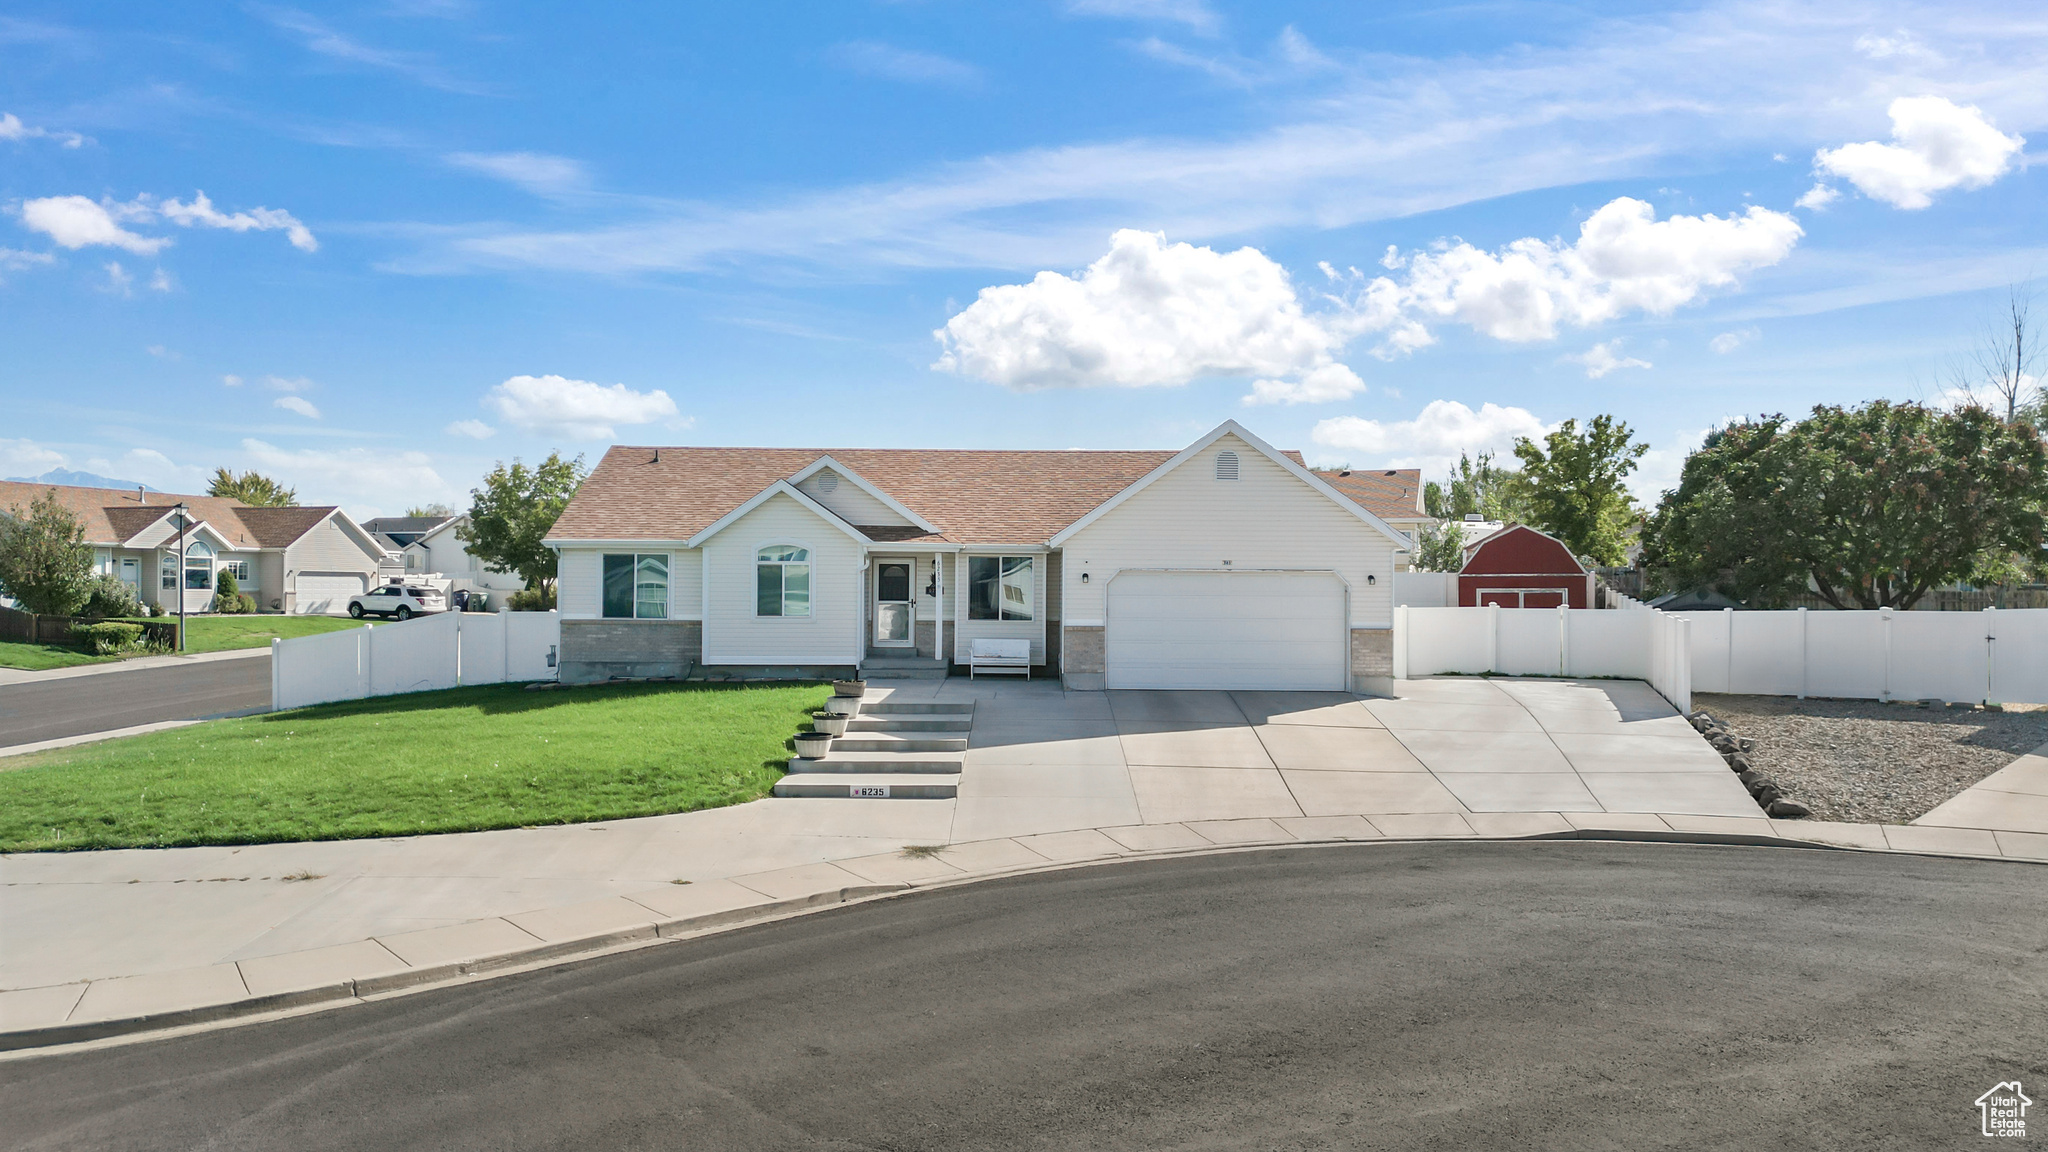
[1458,525,1593,608]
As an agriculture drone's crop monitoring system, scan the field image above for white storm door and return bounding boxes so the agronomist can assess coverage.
[873,559,914,646]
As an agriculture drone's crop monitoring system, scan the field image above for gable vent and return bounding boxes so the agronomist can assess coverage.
[1215,450,1240,481]
[818,472,840,493]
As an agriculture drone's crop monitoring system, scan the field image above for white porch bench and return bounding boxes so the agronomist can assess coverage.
[969,638,1032,680]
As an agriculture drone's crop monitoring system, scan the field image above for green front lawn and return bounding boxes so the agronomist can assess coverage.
[165,614,367,653]
[0,681,830,852]
[0,640,123,671]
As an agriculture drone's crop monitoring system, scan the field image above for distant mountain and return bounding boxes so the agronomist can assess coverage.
[4,469,158,492]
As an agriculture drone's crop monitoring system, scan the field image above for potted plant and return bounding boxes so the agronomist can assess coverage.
[832,678,867,697]
[811,711,850,736]
[792,730,834,759]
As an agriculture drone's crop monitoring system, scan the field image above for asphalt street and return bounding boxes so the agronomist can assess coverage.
[3,841,2042,1150]
[0,655,271,747]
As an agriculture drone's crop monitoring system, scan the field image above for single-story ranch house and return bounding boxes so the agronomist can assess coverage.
[0,480,395,615]
[545,422,1411,691]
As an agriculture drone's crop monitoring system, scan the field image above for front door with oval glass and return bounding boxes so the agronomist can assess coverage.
[874,560,914,646]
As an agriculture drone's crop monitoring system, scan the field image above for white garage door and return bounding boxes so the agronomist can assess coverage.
[295,574,365,615]
[1106,571,1347,691]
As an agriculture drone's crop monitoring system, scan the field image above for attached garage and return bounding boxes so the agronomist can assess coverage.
[295,573,366,615]
[1104,570,1347,690]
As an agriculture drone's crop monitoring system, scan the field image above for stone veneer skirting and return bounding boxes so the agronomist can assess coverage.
[1351,626,1394,695]
[1061,625,1106,691]
[559,619,702,684]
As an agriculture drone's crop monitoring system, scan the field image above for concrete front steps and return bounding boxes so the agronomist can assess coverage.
[773,698,972,799]
[858,656,949,681]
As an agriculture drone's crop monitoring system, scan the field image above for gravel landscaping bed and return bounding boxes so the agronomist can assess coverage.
[1690,693,2048,825]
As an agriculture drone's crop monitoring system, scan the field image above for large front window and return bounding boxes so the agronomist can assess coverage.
[968,556,1034,621]
[161,552,177,590]
[602,553,669,619]
[756,545,811,617]
[184,540,214,590]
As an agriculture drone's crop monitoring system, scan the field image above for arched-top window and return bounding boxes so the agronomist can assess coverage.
[184,538,215,590]
[757,544,811,617]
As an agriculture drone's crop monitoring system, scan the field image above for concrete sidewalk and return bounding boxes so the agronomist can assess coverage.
[3,676,2043,1051]
[0,646,267,687]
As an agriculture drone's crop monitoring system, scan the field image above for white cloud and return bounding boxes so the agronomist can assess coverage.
[1853,30,1934,61]
[1709,327,1759,353]
[1066,0,1218,35]
[20,196,168,255]
[156,192,318,252]
[274,396,322,419]
[0,247,55,274]
[253,6,488,95]
[445,418,496,439]
[1133,25,1333,87]
[0,111,86,148]
[83,448,203,492]
[264,375,315,392]
[102,261,134,296]
[222,374,244,387]
[0,438,67,477]
[1311,400,1553,477]
[148,267,173,292]
[240,438,456,514]
[934,229,1355,399]
[1814,96,2025,210]
[1244,363,1365,406]
[482,374,681,439]
[1387,198,1803,345]
[1561,340,1652,378]
[145,344,179,360]
[445,151,590,195]
[1794,183,1840,210]
[827,41,983,89]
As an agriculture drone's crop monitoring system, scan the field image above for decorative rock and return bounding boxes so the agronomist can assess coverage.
[1766,799,1812,819]
[1750,782,1784,806]
[1737,769,1768,789]
[1724,752,1752,773]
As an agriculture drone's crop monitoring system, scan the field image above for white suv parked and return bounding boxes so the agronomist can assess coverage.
[347,584,447,620]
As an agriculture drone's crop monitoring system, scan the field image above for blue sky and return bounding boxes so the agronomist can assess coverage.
[2,1,2043,517]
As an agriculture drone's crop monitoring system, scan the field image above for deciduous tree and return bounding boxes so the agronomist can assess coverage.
[1642,401,2048,609]
[459,453,586,596]
[1512,415,1646,566]
[0,490,96,615]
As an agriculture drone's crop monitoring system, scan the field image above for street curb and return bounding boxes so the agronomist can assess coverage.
[0,646,269,687]
[0,883,903,1055]
[5,831,2036,1057]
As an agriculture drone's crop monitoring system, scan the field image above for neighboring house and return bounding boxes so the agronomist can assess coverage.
[1314,468,1434,571]
[1645,587,1745,611]
[360,515,450,550]
[544,421,1411,691]
[1457,524,1594,608]
[0,481,392,615]
[395,516,525,596]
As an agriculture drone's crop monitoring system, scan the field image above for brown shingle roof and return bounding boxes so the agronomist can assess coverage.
[0,481,343,550]
[550,446,1215,545]
[1316,469,1430,523]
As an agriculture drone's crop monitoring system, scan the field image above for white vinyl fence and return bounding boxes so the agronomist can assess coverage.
[1394,604,1691,712]
[1392,570,1458,608]
[271,610,561,711]
[1687,607,2048,705]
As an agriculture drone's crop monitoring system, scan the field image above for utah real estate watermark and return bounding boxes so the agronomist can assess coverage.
[1977,1081,2031,1138]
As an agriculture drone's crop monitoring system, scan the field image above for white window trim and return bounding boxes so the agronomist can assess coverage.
[599,551,673,621]
[754,539,815,620]
[967,553,1038,623]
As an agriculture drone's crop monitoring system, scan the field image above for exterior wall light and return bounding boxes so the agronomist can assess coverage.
[1080,572,1091,584]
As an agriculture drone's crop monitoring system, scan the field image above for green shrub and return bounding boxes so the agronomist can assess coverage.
[72,621,144,655]
[81,574,145,619]
[507,586,556,611]
[212,568,257,614]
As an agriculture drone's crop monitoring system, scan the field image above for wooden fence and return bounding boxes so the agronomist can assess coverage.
[0,606,178,648]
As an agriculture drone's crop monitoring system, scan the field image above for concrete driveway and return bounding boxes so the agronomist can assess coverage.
[926,676,1760,841]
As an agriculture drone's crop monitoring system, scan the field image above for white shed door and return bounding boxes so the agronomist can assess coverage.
[295,574,365,615]
[1106,571,1346,691]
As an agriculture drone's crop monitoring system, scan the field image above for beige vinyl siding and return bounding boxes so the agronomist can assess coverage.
[256,552,287,611]
[952,550,1049,663]
[558,548,701,620]
[1060,433,1395,629]
[796,468,911,527]
[702,493,860,665]
[286,516,384,583]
